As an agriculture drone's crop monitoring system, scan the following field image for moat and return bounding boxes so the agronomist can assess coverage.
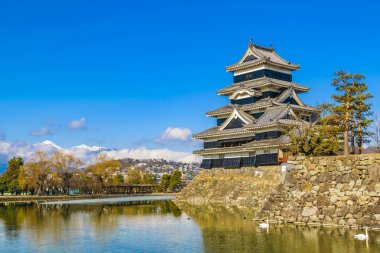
[0,197,379,253]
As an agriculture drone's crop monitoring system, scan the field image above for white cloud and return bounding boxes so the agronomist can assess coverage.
[68,117,87,129]
[30,128,52,136]
[104,147,200,163]
[0,140,200,165]
[159,127,192,141]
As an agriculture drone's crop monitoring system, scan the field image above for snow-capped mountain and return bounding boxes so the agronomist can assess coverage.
[71,144,116,154]
[72,144,106,152]
[0,139,197,166]
[33,140,63,153]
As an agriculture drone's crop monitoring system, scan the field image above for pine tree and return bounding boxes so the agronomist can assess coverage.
[0,157,24,195]
[331,71,365,155]
[353,83,373,154]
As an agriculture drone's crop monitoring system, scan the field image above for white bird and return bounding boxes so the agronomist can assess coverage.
[354,228,369,240]
[259,219,269,229]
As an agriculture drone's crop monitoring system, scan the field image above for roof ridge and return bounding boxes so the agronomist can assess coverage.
[253,44,274,52]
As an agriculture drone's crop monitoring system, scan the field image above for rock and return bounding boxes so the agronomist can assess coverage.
[301,206,318,217]
[372,205,380,214]
[317,196,330,207]
[360,159,374,166]
[296,156,306,161]
[301,182,313,192]
[347,218,357,226]
[330,195,339,204]
[317,172,334,183]
[318,183,330,193]
[369,192,378,197]
[347,200,354,206]
[374,214,380,221]
[363,178,372,185]
[309,215,319,222]
[323,216,332,223]
[336,183,345,190]
[336,205,350,217]
[323,206,336,216]
[368,163,380,182]
[355,179,362,186]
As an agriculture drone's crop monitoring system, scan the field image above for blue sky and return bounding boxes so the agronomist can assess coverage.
[0,0,379,161]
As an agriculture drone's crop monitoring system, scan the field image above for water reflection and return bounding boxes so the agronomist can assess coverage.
[178,203,380,253]
[0,200,202,253]
[1,201,379,253]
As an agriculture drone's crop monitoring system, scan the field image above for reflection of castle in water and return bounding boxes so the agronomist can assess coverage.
[178,204,379,253]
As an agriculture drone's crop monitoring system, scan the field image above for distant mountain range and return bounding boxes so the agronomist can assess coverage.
[34,140,116,154]
[0,140,118,171]
[0,139,198,172]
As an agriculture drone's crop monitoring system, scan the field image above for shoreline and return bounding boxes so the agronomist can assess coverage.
[0,193,175,203]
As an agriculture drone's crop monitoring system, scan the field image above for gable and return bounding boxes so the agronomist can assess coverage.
[243,54,257,62]
[224,117,244,130]
[219,108,255,131]
[281,108,299,120]
[277,88,305,107]
[283,96,299,105]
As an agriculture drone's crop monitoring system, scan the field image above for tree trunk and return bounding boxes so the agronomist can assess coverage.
[350,118,355,154]
[344,108,350,155]
[357,112,363,154]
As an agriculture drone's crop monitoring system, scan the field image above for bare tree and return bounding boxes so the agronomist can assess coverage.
[368,119,380,153]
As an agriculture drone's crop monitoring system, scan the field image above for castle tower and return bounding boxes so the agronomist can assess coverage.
[194,40,319,169]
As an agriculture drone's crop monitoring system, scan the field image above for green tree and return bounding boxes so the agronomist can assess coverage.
[21,151,52,195]
[51,151,82,194]
[112,174,124,185]
[331,71,362,155]
[353,83,373,154]
[160,174,171,192]
[126,169,142,184]
[142,173,156,184]
[283,112,342,156]
[86,153,121,193]
[168,170,182,192]
[0,157,24,195]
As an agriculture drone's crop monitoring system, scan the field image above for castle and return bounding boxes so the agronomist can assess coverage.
[194,40,318,169]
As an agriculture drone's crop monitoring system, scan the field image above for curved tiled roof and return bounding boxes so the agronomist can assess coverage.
[206,88,319,117]
[193,125,256,139]
[195,102,319,140]
[225,43,300,72]
[206,98,274,117]
[193,135,291,155]
[242,134,290,149]
[217,77,309,96]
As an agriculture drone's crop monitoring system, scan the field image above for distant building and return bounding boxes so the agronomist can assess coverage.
[194,40,319,169]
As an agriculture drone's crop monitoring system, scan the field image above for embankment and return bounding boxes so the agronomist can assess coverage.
[175,166,282,209]
[176,154,380,229]
[257,154,380,229]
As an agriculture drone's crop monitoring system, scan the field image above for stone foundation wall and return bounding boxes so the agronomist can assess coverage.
[256,154,380,229]
[175,166,282,209]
